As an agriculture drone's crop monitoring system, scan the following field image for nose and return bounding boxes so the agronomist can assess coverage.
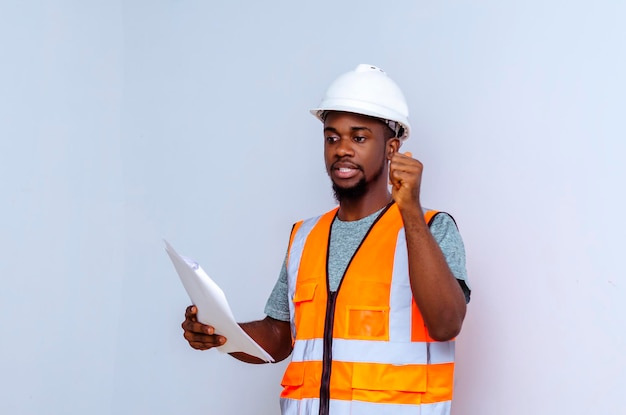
[335,137,354,157]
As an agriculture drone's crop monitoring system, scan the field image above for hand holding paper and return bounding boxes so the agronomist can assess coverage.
[165,240,274,362]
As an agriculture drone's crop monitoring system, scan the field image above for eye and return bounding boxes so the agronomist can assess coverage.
[353,136,366,143]
[326,135,339,143]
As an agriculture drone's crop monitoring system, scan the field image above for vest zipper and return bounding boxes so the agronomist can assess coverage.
[318,201,395,415]
[318,290,337,415]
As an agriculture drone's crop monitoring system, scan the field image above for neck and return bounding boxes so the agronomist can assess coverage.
[337,189,392,221]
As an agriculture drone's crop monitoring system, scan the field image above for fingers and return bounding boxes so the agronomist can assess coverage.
[389,152,415,186]
[183,329,226,350]
[182,305,227,350]
[390,151,415,164]
[389,152,423,209]
[390,152,418,176]
[181,318,215,335]
[185,305,197,320]
[389,153,422,185]
[389,168,416,186]
[183,305,213,333]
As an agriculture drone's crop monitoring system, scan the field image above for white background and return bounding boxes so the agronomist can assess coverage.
[1,1,624,414]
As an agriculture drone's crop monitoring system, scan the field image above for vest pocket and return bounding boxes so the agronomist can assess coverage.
[281,361,304,387]
[293,281,317,303]
[293,282,318,338]
[280,361,322,400]
[345,306,389,340]
[352,363,427,393]
[280,361,305,400]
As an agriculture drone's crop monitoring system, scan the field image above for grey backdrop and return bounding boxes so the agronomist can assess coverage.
[1,1,624,414]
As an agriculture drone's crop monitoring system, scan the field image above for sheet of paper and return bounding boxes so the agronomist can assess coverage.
[164,240,274,362]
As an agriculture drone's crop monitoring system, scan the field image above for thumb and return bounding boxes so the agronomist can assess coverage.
[405,151,413,158]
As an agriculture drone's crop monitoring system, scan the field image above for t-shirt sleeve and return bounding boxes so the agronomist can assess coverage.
[429,212,472,303]
[263,251,291,322]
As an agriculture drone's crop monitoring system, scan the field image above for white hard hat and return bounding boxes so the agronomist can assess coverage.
[311,64,411,140]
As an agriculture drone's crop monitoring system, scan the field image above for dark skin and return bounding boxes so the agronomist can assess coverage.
[181,111,466,361]
[182,306,292,363]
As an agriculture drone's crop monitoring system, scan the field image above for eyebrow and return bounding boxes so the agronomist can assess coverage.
[324,126,373,134]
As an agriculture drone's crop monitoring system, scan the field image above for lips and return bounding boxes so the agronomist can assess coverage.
[331,162,361,180]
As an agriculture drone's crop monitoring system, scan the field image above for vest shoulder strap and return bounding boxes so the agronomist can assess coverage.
[424,209,440,226]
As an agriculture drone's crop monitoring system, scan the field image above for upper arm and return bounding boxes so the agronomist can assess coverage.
[264,253,292,321]
[429,212,471,303]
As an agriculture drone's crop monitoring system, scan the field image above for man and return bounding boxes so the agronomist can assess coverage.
[182,64,470,415]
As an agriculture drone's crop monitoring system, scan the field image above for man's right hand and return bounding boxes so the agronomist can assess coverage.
[182,305,227,350]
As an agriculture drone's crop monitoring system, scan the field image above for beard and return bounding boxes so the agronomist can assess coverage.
[332,177,368,202]
[331,157,386,203]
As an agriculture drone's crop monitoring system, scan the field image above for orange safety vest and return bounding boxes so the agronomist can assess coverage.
[280,203,455,415]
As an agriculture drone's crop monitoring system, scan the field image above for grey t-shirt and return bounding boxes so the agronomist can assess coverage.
[264,208,470,322]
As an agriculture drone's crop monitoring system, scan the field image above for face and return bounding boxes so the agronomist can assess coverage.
[323,111,399,202]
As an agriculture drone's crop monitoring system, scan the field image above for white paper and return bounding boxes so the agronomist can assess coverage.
[164,240,274,362]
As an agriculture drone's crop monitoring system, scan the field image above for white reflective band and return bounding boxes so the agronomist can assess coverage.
[389,227,412,342]
[292,338,454,365]
[287,215,322,338]
[291,337,325,362]
[287,215,322,287]
[349,400,451,415]
[280,397,319,415]
[281,398,451,415]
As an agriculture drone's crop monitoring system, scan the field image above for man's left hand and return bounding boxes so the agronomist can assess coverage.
[389,151,423,212]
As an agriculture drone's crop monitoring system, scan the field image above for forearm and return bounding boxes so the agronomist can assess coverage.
[402,206,467,341]
[228,316,292,364]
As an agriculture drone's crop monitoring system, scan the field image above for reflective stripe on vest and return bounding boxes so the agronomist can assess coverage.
[286,214,323,340]
[281,204,454,415]
[281,397,452,415]
[291,338,454,364]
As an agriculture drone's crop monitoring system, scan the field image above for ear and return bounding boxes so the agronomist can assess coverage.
[386,137,401,160]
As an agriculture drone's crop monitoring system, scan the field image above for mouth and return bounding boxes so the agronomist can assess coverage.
[331,162,361,180]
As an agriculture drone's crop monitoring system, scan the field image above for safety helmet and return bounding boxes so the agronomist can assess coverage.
[311,64,411,140]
